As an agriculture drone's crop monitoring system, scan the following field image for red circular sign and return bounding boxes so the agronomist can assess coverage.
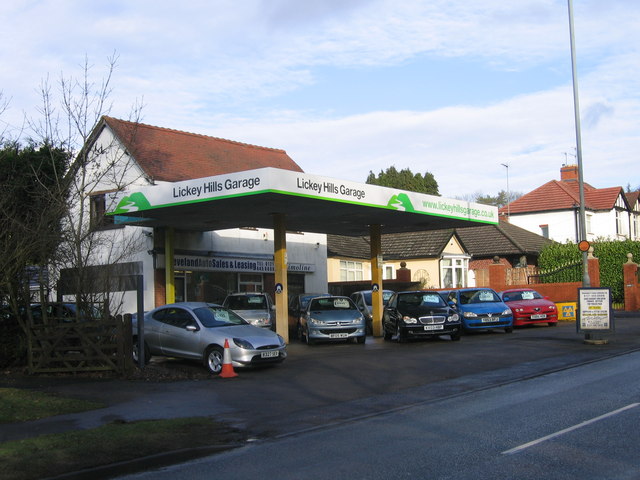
[578,240,590,252]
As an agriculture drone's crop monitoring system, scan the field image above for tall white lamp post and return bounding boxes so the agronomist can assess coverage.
[501,163,510,220]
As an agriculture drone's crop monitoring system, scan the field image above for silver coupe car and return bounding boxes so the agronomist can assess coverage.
[132,302,287,374]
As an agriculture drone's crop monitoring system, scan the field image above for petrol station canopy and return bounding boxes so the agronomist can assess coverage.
[108,167,498,234]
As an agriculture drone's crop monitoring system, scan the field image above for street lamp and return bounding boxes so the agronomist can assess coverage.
[501,163,510,220]
[567,0,590,288]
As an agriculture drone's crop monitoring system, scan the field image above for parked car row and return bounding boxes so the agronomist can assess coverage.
[129,287,558,376]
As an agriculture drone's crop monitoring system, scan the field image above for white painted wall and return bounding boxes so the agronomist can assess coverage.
[83,124,328,315]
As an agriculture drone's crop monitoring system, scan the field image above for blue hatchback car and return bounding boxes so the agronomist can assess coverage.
[440,288,513,334]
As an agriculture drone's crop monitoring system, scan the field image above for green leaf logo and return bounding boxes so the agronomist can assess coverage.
[387,193,415,212]
[113,192,151,214]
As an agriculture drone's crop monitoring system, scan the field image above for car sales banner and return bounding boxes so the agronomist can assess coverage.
[108,167,498,224]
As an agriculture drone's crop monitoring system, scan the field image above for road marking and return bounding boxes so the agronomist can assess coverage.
[502,403,640,455]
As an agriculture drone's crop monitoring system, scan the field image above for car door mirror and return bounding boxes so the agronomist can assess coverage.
[186,324,199,332]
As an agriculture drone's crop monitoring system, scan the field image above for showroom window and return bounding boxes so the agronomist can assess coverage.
[441,256,469,288]
[340,260,364,281]
[238,273,263,292]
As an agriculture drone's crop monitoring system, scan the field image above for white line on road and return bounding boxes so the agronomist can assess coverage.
[502,403,640,455]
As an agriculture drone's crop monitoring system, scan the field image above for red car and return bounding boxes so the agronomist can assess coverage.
[499,289,558,327]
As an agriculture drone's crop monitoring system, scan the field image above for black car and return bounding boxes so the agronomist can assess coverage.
[382,291,462,342]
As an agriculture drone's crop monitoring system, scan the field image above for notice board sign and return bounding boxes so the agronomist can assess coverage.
[577,287,614,333]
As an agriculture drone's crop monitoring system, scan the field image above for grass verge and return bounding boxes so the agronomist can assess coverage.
[0,388,104,422]
[0,389,247,480]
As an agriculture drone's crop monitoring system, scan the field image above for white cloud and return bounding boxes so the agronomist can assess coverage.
[1,0,638,196]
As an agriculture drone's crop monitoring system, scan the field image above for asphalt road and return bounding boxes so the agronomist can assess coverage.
[112,344,640,480]
[114,349,640,480]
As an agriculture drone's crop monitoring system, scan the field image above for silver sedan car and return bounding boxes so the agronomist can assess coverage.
[298,296,366,345]
[132,302,287,374]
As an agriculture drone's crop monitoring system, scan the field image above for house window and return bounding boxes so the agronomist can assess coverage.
[616,209,624,236]
[340,260,363,281]
[585,214,592,235]
[384,265,394,280]
[540,224,549,238]
[441,256,468,288]
[89,193,118,230]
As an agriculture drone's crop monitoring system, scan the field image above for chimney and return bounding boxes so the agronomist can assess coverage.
[560,164,578,182]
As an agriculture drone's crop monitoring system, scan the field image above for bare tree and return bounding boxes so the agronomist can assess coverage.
[25,53,148,318]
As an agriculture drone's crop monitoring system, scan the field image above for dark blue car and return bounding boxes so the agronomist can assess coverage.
[440,288,513,334]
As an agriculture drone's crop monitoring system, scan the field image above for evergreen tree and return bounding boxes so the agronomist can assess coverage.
[366,166,439,195]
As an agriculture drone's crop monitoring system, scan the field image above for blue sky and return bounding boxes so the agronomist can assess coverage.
[1,0,638,198]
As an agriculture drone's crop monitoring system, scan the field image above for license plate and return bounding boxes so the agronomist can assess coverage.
[481,318,497,323]
[424,325,444,331]
[261,351,279,358]
[531,314,547,320]
[329,333,349,338]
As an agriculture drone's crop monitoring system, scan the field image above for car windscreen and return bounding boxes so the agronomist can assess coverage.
[194,307,249,327]
[363,291,394,306]
[398,293,446,308]
[460,290,501,304]
[301,294,329,309]
[226,295,266,310]
[309,297,355,311]
[504,290,543,301]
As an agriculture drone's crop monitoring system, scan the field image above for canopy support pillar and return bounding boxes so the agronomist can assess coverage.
[165,227,175,304]
[370,224,384,337]
[273,214,289,342]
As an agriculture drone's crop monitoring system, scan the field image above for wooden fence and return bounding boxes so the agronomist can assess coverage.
[28,315,133,375]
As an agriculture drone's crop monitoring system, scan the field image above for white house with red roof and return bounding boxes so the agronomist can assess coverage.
[75,116,327,314]
[500,165,639,243]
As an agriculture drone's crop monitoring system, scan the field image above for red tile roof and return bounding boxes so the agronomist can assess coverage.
[101,116,303,182]
[500,179,626,215]
[626,191,640,211]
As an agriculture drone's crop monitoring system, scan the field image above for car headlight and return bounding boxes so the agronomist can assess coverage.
[309,317,324,325]
[353,316,365,325]
[463,311,477,318]
[233,338,254,349]
[514,308,524,313]
[447,313,459,322]
[277,334,285,347]
[502,309,511,316]
[402,316,418,324]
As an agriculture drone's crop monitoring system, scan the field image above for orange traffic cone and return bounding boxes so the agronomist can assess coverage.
[219,338,238,378]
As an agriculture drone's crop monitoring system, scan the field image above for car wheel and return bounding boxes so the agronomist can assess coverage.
[204,346,224,375]
[304,327,315,345]
[396,324,407,343]
[132,338,151,365]
[383,326,392,341]
[548,322,557,327]
[296,322,304,342]
[505,326,514,333]
[450,331,461,341]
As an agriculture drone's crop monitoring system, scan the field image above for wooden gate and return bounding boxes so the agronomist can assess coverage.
[28,316,133,375]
